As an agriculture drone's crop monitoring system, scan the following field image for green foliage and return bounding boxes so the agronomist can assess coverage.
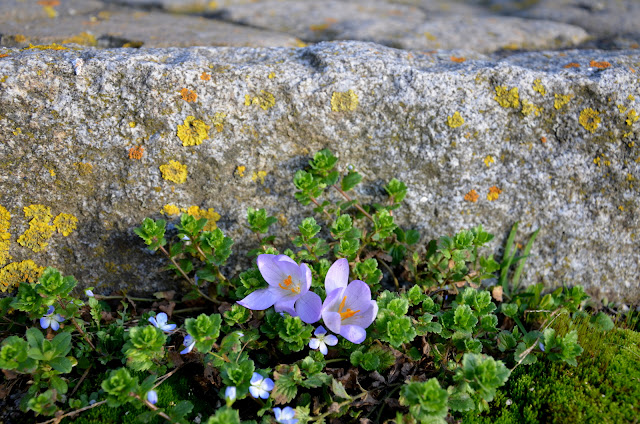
[184,313,222,353]
[384,178,407,204]
[0,336,30,371]
[372,209,397,241]
[353,258,382,289]
[247,207,278,234]
[277,315,313,354]
[223,304,251,326]
[374,291,417,347]
[102,367,139,407]
[122,325,167,371]
[134,218,167,251]
[350,345,395,372]
[541,328,583,366]
[455,354,510,404]
[400,379,449,424]
[205,406,241,424]
[199,228,234,267]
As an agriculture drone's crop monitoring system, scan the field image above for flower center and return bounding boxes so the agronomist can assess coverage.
[279,275,301,294]
[338,296,360,320]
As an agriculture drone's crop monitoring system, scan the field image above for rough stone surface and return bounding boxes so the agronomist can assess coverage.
[0,9,303,48]
[0,0,105,23]
[0,41,639,303]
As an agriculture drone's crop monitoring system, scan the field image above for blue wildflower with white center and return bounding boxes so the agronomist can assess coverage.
[309,326,338,355]
[180,334,195,354]
[40,306,65,331]
[249,372,274,399]
[148,312,176,333]
[273,406,298,424]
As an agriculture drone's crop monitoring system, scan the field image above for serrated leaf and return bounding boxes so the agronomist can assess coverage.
[331,378,351,400]
[341,171,362,192]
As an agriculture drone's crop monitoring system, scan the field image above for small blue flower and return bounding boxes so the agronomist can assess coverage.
[249,373,274,399]
[40,306,65,331]
[180,334,195,354]
[225,386,236,403]
[273,406,298,424]
[85,289,94,297]
[539,342,545,352]
[147,390,158,405]
[149,312,177,333]
[309,326,338,355]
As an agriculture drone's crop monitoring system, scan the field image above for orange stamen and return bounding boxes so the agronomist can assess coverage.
[279,275,300,294]
[338,296,360,320]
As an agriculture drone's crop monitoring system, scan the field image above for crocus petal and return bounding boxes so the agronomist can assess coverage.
[274,295,297,316]
[325,258,349,295]
[324,334,339,346]
[299,263,312,293]
[319,343,328,355]
[257,254,300,287]
[309,339,321,350]
[342,301,377,328]
[40,317,50,329]
[237,288,279,311]
[322,311,343,335]
[322,286,345,312]
[341,280,372,312]
[340,325,367,344]
[295,291,322,324]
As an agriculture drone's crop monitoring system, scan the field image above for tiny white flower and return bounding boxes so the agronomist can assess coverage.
[237,332,244,338]
[274,406,298,424]
[147,390,158,405]
[85,289,94,297]
[149,312,177,333]
[309,326,338,355]
[249,373,274,399]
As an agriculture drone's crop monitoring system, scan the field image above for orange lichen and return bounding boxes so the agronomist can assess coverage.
[0,206,11,267]
[579,108,601,133]
[0,260,45,293]
[0,53,9,58]
[128,145,144,160]
[589,60,611,69]
[563,62,580,68]
[177,116,210,146]
[180,88,198,103]
[53,213,78,236]
[331,90,358,112]
[487,186,502,201]
[185,206,221,231]
[464,190,479,203]
[200,72,211,81]
[541,136,547,143]
[159,160,188,184]
[450,56,466,63]
[446,112,464,128]
[37,0,60,5]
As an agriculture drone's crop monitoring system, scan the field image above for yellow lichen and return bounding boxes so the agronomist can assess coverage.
[521,99,542,117]
[185,206,220,231]
[245,91,276,111]
[268,72,276,79]
[24,43,67,51]
[464,189,479,203]
[212,112,226,133]
[160,160,188,184]
[484,155,494,167]
[200,72,211,81]
[129,121,136,128]
[235,165,246,177]
[61,32,97,46]
[0,206,11,267]
[424,32,437,41]
[18,220,55,253]
[628,95,636,101]
[162,204,181,216]
[617,104,628,114]
[23,204,52,222]
[494,86,520,108]
[579,108,601,133]
[532,79,546,96]
[554,93,573,110]
[331,90,359,112]
[177,116,210,146]
[53,213,78,236]
[446,111,464,128]
[0,260,45,292]
[74,162,94,176]
[179,88,198,103]
[252,171,267,184]
[626,110,638,126]
[487,186,502,201]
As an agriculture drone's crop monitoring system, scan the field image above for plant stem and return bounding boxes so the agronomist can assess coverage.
[378,258,400,290]
[310,196,333,219]
[332,185,374,222]
[310,392,368,422]
[172,307,208,315]
[95,295,163,302]
[154,364,183,388]
[132,393,175,423]
[38,400,107,424]
[157,245,219,304]
[69,364,92,397]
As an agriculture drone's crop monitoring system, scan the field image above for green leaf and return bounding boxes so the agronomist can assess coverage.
[205,406,241,424]
[48,356,73,374]
[331,378,351,400]
[405,229,420,245]
[454,353,510,403]
[299,217,321,239]
[247,207,278,234]
[591,312,614,332]
[341,171,362,192]
[50,332,72,357]
[102,367,139,405]
[501,303,518,318]
[497,330,517,352]
[453,304,478,334]
[184,313,222,353]
[0,336,29,370]
[169,400,194,422]
[309,149,338,175]
[400,379,449,424]
[384,178,407,203]
[272,365,302,404]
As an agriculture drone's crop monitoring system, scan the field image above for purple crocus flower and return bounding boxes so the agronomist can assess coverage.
[40,306,65,331]
[237,254,322,324]
[148,312,177,333]
[321,259,378,344]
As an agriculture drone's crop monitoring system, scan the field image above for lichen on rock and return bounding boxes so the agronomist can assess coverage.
[177,116,210,146]
[0,260,45,292]
[159,160,188,184]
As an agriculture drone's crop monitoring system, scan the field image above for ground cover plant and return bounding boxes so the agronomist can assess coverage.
[0,149,635,424]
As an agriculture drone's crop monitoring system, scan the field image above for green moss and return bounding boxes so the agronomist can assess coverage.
[461,323,640,423]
